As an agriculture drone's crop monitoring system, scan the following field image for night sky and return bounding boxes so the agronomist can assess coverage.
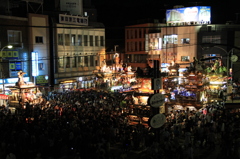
[87,0,240,51]
[91,0,239,39]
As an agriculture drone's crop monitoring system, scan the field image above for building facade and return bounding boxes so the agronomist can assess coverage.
[0,15,30,93]
[51,14,105,89]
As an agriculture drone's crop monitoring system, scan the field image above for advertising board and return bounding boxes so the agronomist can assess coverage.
[166,6,211,24]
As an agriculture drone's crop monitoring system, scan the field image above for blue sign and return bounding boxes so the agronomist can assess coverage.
[166,6,211,23]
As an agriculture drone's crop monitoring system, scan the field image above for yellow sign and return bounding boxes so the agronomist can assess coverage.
[36,75,48,86]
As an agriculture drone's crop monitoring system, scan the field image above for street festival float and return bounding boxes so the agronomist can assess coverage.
[96,55,137,92]
[164,57,229,112]
[8,71,43,108]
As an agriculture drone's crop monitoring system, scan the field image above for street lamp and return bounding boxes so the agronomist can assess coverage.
[0,45,13,94]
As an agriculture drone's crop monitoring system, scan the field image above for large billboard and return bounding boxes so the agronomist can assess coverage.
[60,0,83,16]
[166,6,211,24]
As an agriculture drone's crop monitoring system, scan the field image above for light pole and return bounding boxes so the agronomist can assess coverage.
[0,45,13,94]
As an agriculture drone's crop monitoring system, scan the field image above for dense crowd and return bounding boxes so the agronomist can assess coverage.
[0,89,240,159]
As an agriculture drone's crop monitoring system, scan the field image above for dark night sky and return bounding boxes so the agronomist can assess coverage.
[89,0,240,50]
[91,0,239,38]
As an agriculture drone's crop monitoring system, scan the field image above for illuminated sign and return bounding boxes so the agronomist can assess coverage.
[36,75,48,86]
[2,77,29,84]
[166,6,211,24]
[32,52,39,77]
[60,0,83,16]
[59,14,88,26]
[0,50,18,59]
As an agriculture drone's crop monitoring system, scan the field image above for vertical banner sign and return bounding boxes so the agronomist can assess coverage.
[32,52,39,77]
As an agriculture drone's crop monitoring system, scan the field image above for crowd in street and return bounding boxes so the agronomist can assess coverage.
[0,89,240,159]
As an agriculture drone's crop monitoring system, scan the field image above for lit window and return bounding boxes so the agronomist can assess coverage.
[163,35,178,44]
[181,56,190,61]
[38,63,44,70]
[71,35,76,46]
[181,38,190,44]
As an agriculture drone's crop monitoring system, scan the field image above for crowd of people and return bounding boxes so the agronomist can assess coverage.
[0,89,240,159]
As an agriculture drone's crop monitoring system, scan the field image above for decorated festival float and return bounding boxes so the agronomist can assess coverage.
[163,56,231,112]
[95,53,137,92]
[7,70,44,108]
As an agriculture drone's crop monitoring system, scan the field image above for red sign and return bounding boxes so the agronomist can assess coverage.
[0,94,8,100]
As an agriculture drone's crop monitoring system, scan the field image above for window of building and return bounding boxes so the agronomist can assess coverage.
[65,34,70,46]
[72,56,77,67]
[35,36,43,43]
[58,34,63,45]
[90,56,94,66]
[71,35,76,46]
[77,35,82,46]
[58,56,64,68]
[139,29,142,38]
[181,56,190,61]
[135,30,138,38]
[84,35,88,46]
[38,63,44,70]
[131,30,134,39]
[78,56,84,67]
[84,56,88,66]
[95,36,99,46]
[89,35,93,46]
[65,56,71,68]
[163,35,178,44]
[135,42,138,51]
[181,38,190,44]
[100,36,104,46]
[8,30,22,44]
[130,54,148,63]
[202,35,221,44]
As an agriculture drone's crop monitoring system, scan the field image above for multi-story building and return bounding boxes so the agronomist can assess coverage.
[50,13,105,89]
[128,6,240,82]
[0,0,106,92]
[47,0,105,89]
[0,15,30,92]
[125,21,165,69]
